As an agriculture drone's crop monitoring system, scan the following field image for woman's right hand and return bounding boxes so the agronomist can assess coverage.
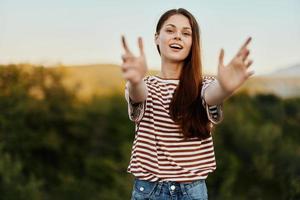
[121,35,148,85]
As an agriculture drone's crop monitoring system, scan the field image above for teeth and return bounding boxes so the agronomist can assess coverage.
[169,44,183,49]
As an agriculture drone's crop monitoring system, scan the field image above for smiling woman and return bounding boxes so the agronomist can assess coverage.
[154,15,193,63]
[120,8,254,200]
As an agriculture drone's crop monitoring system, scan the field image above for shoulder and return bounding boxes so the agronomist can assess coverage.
[143,75,159,86]
[144,75,157,81]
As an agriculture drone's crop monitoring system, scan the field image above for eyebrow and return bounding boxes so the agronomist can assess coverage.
[165,24,191,30]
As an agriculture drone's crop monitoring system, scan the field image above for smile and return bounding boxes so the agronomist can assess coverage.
[169,43,183,50]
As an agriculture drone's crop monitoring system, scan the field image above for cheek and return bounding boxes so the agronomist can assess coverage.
[184,39,192,54]
[159,34,171,45]
[157,38,168,53]
[186,38,192,50]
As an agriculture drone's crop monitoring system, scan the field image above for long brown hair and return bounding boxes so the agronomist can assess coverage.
[155,8,212,139]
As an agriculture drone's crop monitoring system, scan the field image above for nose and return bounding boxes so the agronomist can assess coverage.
[174,31,182,40]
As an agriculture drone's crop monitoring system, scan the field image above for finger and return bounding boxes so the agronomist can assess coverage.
[121,54,126,62]
[121,54,134,62]
[246,69,255,78]
[245,59,253,68]
[121,63,131,73]
[121,63,135,72]
[240,37,252,50]
[121,63,127,73]
[236,37,252,56]
[121,66,127,73]
[138,37,144,56]
[242,49,250,61]
[121,63,129,73]
[121,35,132,54]
[218,48,224,70]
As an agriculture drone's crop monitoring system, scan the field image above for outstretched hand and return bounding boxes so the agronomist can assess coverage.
[217,37,254,94]
[121,35,148,85]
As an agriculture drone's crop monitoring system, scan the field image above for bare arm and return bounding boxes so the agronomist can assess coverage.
[126,80,148,103]
[121,36,148,103]
[204,80,232,106]
[204,37,254,106]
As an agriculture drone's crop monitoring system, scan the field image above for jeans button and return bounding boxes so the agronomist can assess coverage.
[139,187,144,191]
[170,185,176,190]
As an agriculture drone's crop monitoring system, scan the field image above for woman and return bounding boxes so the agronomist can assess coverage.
[121,8,254,200]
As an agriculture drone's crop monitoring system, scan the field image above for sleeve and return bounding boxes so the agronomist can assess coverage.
[201,76,224,124]
[124,79,147,123]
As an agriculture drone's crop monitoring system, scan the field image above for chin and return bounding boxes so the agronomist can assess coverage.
[161,53,186,62]
[167,55,188,63]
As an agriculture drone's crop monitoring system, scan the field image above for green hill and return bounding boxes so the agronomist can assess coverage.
[51,64,300,100]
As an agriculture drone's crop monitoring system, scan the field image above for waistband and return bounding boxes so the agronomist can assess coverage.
[134,178,206,196]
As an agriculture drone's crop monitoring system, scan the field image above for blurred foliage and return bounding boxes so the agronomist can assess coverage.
[209,93,300,200]
[0,64,299,200]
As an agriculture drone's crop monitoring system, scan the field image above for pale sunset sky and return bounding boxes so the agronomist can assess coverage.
[0,0,299,75]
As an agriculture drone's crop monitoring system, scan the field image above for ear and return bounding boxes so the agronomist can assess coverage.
[154,33,159,45]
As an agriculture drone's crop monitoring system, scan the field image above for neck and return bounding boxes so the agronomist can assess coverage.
[158,59,184,79]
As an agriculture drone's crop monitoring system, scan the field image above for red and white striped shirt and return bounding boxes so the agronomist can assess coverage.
[125,75,223,183]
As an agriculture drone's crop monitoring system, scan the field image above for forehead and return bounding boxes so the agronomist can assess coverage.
[163,14,191,29]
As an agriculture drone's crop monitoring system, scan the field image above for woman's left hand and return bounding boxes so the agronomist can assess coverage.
[217,37,254,94]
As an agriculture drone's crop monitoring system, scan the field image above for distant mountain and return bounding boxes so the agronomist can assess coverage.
[267,64,300,77]
[240,63,300,98]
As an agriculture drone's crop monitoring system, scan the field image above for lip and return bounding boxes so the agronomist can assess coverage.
[169,43,183,49]
[169,43,183,52]
[169,47,182,52]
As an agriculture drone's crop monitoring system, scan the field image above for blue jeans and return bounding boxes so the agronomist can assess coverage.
[131,178,208,200]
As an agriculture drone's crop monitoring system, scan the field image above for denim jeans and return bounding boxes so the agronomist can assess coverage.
[130,177,208,200]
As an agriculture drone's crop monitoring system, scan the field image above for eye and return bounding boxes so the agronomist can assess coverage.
[166,29,174,33]
[183,32,191,36]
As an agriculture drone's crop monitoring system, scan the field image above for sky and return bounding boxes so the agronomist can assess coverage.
[0,0,299,75]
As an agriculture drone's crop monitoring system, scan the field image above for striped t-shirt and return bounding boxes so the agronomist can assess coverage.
[124,75,223,183]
